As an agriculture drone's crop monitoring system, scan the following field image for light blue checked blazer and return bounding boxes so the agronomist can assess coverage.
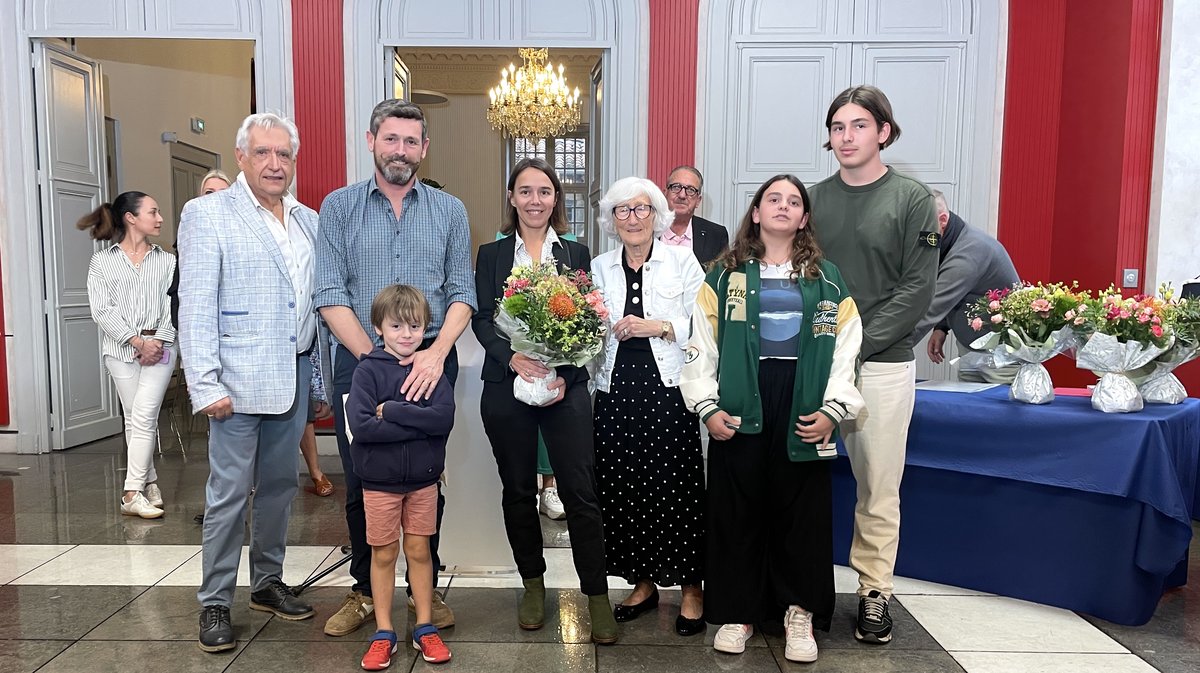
[178,180,320,415]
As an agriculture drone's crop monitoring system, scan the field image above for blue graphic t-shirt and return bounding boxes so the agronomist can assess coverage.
[759,262,804,359]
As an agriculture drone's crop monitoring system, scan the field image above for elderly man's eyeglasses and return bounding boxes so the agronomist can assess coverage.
[666,183,700,197]
[613,204,654,220]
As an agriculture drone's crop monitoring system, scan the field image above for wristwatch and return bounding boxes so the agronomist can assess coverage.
[660,320,670,338]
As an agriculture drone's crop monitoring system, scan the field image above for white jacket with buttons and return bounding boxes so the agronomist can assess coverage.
[590,241,705,392]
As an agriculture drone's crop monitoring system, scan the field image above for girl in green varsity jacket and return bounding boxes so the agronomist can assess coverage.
[679,175,863,663]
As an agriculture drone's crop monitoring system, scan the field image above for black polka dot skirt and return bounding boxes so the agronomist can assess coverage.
[594,346,706,587]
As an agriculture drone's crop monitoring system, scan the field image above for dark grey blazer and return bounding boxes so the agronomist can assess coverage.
[690,216,729,268]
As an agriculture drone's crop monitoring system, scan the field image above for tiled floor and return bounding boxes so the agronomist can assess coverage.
[0,435,1197,672]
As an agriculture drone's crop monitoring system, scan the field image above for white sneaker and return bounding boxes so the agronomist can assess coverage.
[144,483,163,507]
[713,623,753,654]
[121,492,164,519]
[784,605,818,662]
[538,487,566,520]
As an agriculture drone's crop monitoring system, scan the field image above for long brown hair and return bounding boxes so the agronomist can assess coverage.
[75,191,148,243]
[502,157,569,236]
[719,175,823,280]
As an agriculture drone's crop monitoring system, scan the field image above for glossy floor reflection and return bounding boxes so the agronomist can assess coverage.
[0,437,1197,672]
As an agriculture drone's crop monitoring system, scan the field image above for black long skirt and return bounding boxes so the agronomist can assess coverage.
[594,347,705,587]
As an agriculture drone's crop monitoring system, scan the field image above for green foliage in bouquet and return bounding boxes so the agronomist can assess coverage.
[966,281,1089,346]
[1074,286,1172,348]
[1161,283,1200,347]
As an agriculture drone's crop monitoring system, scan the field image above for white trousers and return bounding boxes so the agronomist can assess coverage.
[842,360,916,598]
[104,346,176,492]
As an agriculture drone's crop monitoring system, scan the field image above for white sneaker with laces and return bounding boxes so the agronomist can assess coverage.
[539,487,566,520]
[145,483,163,507]
[713,623,753,654]
[784,605,818,662]
[121,492,164,519]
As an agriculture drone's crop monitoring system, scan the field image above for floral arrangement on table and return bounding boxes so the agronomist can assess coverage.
[495,264,608,405]
[1071,286,1174,412]
[966,281,1089,404]
[1124,284,1200,405]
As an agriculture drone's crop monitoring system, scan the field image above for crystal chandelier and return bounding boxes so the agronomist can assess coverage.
[487,48,581,140]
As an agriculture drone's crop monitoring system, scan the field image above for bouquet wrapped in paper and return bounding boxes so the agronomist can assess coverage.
[1133,285,1200,404]
[1073,287,1174,413]
[967,282,1087,404]
[494,264,608,406]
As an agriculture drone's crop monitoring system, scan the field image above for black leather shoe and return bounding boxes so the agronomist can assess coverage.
[613,589,659,622]
[198,604,236,652]
[249,580,314,620]
[675,614,706,636]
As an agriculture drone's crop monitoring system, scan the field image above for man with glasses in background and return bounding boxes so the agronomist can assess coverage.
[660,165,728,267]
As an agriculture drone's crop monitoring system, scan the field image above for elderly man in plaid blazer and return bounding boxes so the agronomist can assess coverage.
[179,112,323,653]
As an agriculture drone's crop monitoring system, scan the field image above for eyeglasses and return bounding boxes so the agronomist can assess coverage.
[666,183,700,197]
[612,204,654,220]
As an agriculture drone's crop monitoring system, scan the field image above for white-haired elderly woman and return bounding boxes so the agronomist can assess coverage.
[591,177,707,636]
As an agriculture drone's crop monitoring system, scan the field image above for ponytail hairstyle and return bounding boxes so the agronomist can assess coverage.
[75,191,148,243]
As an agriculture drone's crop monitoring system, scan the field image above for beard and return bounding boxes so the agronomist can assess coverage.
[375,152,419,186]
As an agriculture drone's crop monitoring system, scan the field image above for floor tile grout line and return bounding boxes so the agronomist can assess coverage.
[151,544,204,588]
[2,543,79,586]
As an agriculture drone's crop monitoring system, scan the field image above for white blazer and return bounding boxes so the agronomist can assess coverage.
[590,240,704,392]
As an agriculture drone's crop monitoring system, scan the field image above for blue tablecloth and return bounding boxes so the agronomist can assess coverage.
[832,386,1200,626]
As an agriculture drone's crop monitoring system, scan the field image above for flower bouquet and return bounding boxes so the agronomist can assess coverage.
[1132,285,1200,404]
[495,264,608,406]
[967,282,1087,403]
[1073,287,1174,413]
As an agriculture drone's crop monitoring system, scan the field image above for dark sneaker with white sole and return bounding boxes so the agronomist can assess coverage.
[855,590,893,644]
[249,580,314,620]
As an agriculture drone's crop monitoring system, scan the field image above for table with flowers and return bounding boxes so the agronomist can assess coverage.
[831,384,1199,626]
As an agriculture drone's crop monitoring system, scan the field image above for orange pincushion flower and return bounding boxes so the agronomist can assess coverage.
[548,292,577,319]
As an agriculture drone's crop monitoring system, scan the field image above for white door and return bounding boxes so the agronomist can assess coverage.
[33,41,123,449]
[588,57,604,249]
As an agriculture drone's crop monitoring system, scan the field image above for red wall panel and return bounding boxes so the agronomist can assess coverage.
[647,0,699,186]
[996,0,1066,282]
[291,0,346,210]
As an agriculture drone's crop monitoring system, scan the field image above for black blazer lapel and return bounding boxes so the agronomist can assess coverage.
[493,235,517,298]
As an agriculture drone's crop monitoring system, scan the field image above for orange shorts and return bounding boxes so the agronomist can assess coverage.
[363,484,438,545]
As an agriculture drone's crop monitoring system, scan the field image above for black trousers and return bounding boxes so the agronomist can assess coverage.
[332,340,458,597]
[480,375,608,595]
[703,358,835,630]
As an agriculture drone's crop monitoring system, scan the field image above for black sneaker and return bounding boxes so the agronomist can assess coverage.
[855,590,893,644]
[249,580,315,620]
[198,604,236,653]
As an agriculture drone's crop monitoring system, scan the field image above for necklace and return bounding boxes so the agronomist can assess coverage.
[121,245,150,269]
[761,255,791,267]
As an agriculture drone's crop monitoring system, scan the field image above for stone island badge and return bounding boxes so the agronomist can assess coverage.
[920,231,942,248]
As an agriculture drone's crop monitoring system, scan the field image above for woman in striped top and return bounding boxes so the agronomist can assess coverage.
[77,191,177,520]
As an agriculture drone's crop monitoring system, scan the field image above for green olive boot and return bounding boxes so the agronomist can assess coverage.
[588,593,619,644]
[519,576,545,630]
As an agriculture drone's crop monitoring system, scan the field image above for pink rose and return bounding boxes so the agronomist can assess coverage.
[1030,298,1052,314]
[988,300,1001,311]
[1074,316,1086,325]
[1137,312,1151,323]
[991,314,1004,324]
[1152,325,1164,338]
[970,317,984,331]
[1065,310,1075,320]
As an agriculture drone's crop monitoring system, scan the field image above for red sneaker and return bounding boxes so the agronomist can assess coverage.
[412,624,452,664]
[360,630,397,670]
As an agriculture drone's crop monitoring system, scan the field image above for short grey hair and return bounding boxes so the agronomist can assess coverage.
[931,189,949,217]
[597,177,672,239]
[235,113,300,157]
[369,99,427,139]
[668,165,704,190]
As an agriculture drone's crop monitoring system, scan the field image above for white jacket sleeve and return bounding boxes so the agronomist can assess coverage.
[679,283,722,421]
[818,295,865,424]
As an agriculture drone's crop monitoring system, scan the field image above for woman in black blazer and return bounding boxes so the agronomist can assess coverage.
[472,158,617,644]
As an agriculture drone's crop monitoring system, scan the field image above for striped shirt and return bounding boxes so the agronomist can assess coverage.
[315,177,478,345]
[86,243,177,363]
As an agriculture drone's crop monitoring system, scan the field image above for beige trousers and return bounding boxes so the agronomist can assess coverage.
[843,360,916,598]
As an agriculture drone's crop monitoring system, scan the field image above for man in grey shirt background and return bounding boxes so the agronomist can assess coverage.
[913,190,1020,383]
